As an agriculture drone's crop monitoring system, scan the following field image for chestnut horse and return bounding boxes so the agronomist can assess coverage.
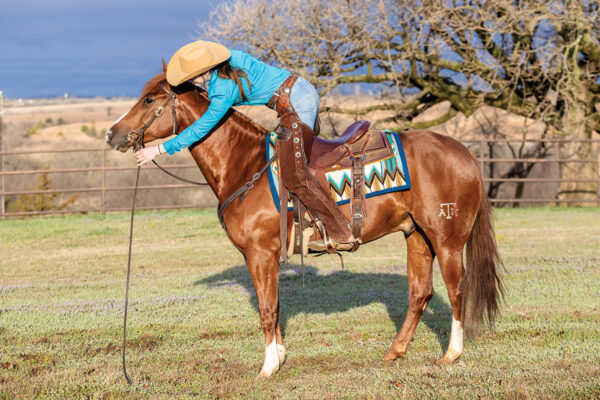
[106,72,503,377]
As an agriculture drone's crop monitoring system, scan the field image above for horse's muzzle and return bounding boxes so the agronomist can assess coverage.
[105,128,131,152]
[105,128,114,144]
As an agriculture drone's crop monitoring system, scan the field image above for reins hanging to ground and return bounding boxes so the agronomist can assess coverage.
[121,159,212,386]
[121,86,211,385]
[121,165,139,386]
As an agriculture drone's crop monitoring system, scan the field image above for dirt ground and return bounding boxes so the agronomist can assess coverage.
[2,207,599,399]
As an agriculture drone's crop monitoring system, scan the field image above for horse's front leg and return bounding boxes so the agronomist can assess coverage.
[246,246,285,378]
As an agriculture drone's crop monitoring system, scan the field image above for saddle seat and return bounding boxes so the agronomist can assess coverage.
[308,120,392,170]
[309,121,371,169]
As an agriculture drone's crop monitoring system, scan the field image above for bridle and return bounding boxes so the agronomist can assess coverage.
[127,83,178,150]
[126,83,213,186]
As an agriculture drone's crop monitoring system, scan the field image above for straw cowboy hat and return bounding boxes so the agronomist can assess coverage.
[166,41,231,86]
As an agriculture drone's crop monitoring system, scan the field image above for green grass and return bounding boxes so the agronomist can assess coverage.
[1,207,599,399]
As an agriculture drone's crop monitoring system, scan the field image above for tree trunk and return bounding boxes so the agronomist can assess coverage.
[513,181,525,208]
[556,86,598,206]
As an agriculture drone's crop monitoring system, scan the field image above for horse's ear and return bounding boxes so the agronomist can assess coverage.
[162,58,167,73]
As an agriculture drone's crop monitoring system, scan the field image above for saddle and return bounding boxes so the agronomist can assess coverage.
[309,121,392,169]
[290,121,394,254]
[309,121,371,168]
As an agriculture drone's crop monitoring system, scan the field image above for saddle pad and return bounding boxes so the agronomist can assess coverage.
[266,130,411,212]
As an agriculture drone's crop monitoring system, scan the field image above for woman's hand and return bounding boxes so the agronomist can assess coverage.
[134,145,162,166]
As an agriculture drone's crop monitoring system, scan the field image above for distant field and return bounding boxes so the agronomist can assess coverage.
[1,207,599,399]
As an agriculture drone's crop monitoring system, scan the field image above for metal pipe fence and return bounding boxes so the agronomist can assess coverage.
[0,147,213,217]
[0,138,598,217]
[462,138,600,206]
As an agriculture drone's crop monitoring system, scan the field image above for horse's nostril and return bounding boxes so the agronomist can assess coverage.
[105,129,113,143]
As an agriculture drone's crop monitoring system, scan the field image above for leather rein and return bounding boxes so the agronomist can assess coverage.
[121,82,275,385]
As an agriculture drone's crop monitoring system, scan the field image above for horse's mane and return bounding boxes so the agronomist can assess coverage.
[141,72,269,137]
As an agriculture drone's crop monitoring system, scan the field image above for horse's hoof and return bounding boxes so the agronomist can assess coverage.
[257,365,279,379]
[383,350,404,362]
[277,346,286,365]
[436,351,461,365]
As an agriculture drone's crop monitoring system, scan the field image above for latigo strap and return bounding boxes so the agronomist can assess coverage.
[343,137,371,246]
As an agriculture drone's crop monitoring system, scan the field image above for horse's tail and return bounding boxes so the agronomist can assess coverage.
[461,185,504,335]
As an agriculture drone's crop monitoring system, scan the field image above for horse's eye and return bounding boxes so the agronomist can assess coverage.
[144,97,154,104]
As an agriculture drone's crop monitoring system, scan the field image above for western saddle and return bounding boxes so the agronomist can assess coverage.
[287,120,394,256]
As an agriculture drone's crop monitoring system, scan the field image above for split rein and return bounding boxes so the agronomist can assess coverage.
[121,83,275,385]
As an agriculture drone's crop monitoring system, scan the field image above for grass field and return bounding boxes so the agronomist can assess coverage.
[1,207,599,399]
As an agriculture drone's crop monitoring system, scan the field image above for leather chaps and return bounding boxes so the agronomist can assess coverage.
[268,73,352,259]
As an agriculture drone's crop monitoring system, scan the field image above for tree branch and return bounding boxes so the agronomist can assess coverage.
[581,32,600,65]
[389,106,458,131]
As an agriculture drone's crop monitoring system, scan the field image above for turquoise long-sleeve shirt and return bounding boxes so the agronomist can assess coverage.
[162,50,290,155]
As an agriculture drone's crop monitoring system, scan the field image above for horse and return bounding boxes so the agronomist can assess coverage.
[106,70,503,378]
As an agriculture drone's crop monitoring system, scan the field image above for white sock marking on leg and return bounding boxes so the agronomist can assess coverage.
[448,316,464,355]
[261,337,280,375]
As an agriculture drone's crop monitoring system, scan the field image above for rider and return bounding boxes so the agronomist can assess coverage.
[134,40,354,249]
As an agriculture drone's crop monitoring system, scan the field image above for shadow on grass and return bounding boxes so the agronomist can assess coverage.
[195,263,452,351]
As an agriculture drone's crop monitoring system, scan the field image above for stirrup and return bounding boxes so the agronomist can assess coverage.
[308,220,359,253]
[308,239,357,253]
[312,220,335,252]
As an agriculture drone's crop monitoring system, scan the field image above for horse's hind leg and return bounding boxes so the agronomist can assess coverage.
[435,247,465,364]
[245,248,285,377]
[383,230,434,361]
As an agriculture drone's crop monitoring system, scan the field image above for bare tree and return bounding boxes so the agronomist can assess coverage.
[203,0,600,203]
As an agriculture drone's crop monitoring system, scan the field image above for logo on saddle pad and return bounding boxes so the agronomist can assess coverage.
[266,130,411,211]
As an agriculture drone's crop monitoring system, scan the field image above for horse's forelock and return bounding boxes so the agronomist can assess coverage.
[140,73,167,97]
[140,73,196,97]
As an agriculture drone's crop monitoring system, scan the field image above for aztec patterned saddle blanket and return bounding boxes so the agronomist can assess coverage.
[266,122,411,215]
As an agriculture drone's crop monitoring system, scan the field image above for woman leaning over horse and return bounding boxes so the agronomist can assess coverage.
[134,41,354,247]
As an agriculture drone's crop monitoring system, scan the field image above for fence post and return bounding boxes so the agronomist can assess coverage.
[101,148,106,214]
[479,138,485,177]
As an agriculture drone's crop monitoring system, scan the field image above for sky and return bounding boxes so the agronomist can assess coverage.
[0,0,222,98]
